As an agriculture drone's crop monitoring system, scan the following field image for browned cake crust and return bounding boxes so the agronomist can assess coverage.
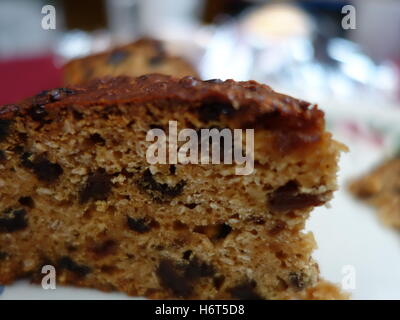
[63,38,199,85]
[349,157,400,229]
[0,75,346,299]
[2,75,324,155]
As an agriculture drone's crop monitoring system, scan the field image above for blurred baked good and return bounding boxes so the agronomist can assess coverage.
[349,157,400,229]
[302,280,349,300]
[63,38,198,85]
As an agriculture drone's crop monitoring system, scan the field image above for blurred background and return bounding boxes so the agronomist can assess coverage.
[0,0,399,106]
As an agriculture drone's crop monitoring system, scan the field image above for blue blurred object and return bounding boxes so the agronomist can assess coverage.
[297,0,351,11]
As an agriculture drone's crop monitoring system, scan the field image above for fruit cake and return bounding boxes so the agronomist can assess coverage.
[0,74,346,299]
[349,157,400,229]
[64,38,198,85]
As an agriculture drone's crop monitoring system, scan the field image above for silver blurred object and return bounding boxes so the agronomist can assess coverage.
[200,22,254,81]
[201,2,399,106]
[105,0,140,43]
[137,0,202,40]
[106,0,202,43]
[55,30,112,63]
[201,3,316,86]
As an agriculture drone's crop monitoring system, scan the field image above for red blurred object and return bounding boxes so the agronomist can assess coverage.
[0,54,63,105]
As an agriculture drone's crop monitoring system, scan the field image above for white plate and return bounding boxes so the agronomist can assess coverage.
[309,100,400,300]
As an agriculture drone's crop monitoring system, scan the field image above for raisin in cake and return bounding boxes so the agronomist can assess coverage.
[349,157,400,229]
[0,74,346,299]
[64,38,198,85]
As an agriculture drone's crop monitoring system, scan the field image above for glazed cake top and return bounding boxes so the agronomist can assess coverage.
[0,74,324,130]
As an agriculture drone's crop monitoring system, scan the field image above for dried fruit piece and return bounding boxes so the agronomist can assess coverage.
[127,216,159,233]
[0,150,6,162]
[36,88,76,103]
[0,208,28,233]
[182,250,192,260]
[156,256,217,298]
[31,157,63,183]
[27,105,50,123]
[268,220,286,236]
[157,259,192,298]
[184,203,198,209]
[268,180,324,212]
[229,280,264,300]
[193,223,232,241]
[89,133,106,146]
[20,153,63,182]
[0,119,11,142]
[18,196,34,208]
[184,256,215,280]
[204,79,223,84]
[20,152,34,168]
[79,170,112,203]
[108,50,128,65]
[58,256,91,276]
[137,169,186,202]
[198,101,235,123]
[90,240,117,258]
